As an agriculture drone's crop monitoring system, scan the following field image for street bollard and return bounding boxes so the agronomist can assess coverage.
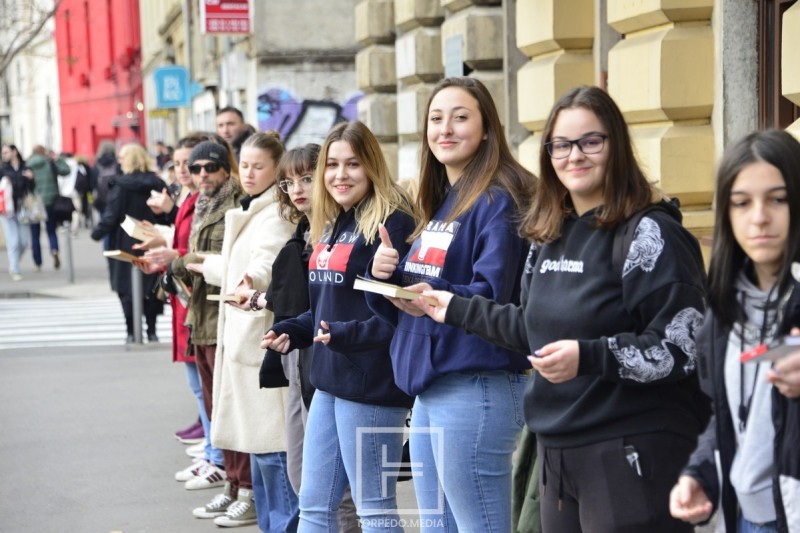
[131,266,143,344]
[62,223,75,284]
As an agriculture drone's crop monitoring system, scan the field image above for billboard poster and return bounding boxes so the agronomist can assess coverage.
[201,0,251,35]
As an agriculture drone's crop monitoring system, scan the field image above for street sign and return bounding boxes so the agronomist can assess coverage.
[148,109,172,118]
[201,0,251,35]
[153,66,190,108]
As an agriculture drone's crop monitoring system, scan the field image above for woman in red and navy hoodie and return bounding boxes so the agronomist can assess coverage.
[261,121,417,533]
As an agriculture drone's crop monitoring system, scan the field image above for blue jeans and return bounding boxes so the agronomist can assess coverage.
[30,204,59,266]
[251,451,300,533]
[411,371,527,532]
[739,515,778,533]
[184,362,223,466]
[1,214,28,274]
[299,390,407,533]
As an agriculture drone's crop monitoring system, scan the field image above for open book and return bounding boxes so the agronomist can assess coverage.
[103,250,148,263]
[121,215,158,242]
[353,276,438,305]
[206,294,240,302]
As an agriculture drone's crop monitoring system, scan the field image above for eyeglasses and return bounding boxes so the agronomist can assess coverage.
[545,134,607,159]
[278,175,313,193]
[188,162,222,175]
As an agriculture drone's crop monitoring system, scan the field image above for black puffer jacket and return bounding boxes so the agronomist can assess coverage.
[91,171,166,295]
[1,162,35,212]
[684,289,800,533]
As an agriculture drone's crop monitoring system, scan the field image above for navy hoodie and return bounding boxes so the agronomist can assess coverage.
[270,206,416,408]
[446,203,709,447]
[367,186,530,396]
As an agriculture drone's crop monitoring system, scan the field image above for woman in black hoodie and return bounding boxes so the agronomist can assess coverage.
[91,143,166,343]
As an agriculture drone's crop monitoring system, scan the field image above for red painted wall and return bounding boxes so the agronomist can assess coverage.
[54,0,144,161]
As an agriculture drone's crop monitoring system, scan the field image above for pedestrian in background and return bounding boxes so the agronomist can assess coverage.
[423,86,709,532]
[216,106,255,161]
[670,129,800,533]
[261,121,417,532]
[368,76,535,532]
[90,140,120,218]
[1,143,35,280]
[90,143,165,343]
[27,145,69,271]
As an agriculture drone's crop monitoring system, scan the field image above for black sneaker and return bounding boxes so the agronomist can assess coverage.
[52,251,61,270]
[147,332,159,343]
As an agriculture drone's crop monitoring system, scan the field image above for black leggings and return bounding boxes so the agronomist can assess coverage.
[538,433,695,533]
[118,291,163,335]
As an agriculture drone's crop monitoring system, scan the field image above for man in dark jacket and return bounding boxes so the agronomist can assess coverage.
[215,106,254,161]
[169,141,242,512]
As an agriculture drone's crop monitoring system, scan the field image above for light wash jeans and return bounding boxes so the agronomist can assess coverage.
[1,214,28,274]
[184,362,223,466]
[739,514,779,533]
[410,370,527,533]
[298,390,407,533]
[251,451,300,533]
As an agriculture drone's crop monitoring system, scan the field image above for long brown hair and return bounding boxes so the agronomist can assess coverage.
[414,77,535,239]
[708,130,800,328]
[521,86,655,243]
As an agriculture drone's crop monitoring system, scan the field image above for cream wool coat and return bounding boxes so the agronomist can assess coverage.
[203,188,295,454]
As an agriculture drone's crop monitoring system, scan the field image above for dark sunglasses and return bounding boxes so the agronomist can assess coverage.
[189,162,223,175]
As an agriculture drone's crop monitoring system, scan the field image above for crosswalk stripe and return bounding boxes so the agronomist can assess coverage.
[0,297,173,350]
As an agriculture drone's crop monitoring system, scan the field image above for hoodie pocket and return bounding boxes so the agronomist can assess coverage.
[391,329,440,395]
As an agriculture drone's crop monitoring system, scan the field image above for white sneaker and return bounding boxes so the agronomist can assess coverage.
[185,441,205,459]
[175,458,207,482]
[184,461,226,490]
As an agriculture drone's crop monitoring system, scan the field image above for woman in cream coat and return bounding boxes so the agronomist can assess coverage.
[193,131,298,531]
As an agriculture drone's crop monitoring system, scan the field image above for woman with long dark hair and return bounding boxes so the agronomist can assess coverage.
[670,129,800,533]
[422,86,708,532]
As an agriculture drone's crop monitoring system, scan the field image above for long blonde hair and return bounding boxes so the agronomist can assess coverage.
[310,121,417,245]
[118,143,153,174]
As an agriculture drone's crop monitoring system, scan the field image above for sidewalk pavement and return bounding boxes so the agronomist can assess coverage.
[0,224,114,299]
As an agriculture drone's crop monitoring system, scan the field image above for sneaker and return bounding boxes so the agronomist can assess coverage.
[192,482,233,519]
[175,458,207,482]
[53,251,61,270]
[213,488,257,527]
[175,419,202,439]
[185,441,205,459]
[147,332,159,343]
[177,423,204,445]
[184,461,226,490]
[11,273,22,282]
[33,265,41,273]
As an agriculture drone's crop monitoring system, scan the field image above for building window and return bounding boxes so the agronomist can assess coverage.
[758,0,800,129]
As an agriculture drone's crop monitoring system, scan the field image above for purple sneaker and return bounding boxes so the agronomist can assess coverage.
[177,423,205,444]
[175,419,202,440]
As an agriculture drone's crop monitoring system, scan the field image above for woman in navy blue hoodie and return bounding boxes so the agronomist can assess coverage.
[261,121,417,533]
[367,77,535,532]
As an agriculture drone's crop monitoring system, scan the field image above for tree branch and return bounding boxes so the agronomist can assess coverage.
[0,0,63,78]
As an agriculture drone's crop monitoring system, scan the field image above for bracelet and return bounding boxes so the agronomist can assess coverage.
[249,290,263,311]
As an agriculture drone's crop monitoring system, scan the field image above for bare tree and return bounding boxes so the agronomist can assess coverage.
[0,0,63,79]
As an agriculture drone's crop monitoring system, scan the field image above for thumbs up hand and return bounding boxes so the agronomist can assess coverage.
[371,224,400,279]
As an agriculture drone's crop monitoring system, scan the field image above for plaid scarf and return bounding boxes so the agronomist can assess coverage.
[189,177,239,251]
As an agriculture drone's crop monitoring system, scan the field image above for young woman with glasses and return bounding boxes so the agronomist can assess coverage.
[670,130,800,533]
[420,85,709,532]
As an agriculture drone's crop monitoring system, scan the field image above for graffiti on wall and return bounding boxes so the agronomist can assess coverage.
[257,88,363,149]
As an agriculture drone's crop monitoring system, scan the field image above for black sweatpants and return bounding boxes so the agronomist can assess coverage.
[538,433,695,533]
